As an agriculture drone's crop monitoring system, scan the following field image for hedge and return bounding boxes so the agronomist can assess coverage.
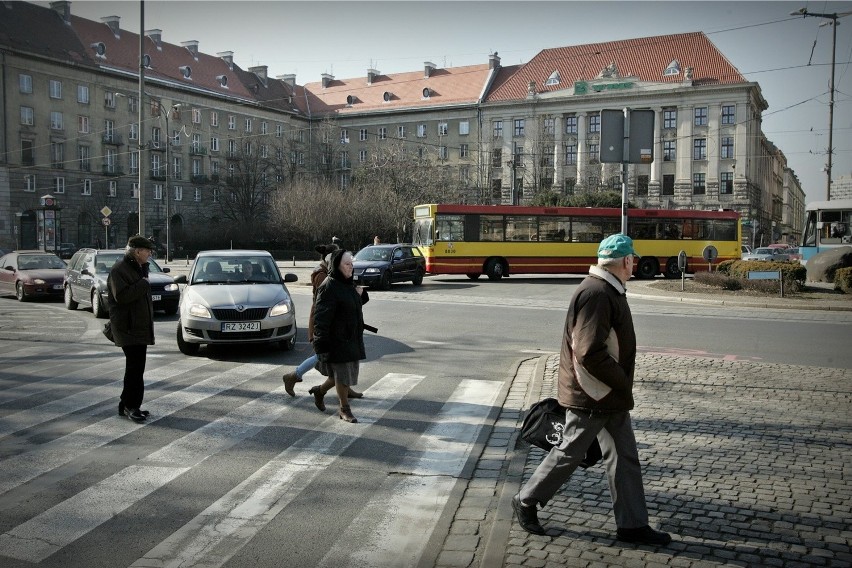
[835,267,852,294]
[725,260,807,290]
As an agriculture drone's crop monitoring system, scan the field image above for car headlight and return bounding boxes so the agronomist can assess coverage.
[164,283,179,292]
[188,303,212,318]
[364,267,380,274]
[33,278,46,284]
[269,299,292,317]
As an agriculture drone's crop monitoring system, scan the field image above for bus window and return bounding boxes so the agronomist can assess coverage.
[628,218,659,240]
[802,211,817,246]
[480,215,504,242]
[436,215,464,242]
[820,210,852,243]
[539,217,570,241]
[413,218,433,246]
[714,220,737,241]
[506,216,538,241]
[572,218,604,242]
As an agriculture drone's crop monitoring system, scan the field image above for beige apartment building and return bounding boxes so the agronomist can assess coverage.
[0,1,804,251]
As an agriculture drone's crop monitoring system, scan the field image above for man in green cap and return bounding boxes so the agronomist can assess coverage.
[513,233,672,546]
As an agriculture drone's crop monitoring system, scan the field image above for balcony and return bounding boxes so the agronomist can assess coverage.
[102,164,124,176]
[102,134,124,145]
[210,174,220,183]
[191,174,209,184]
[189,145,208,156]
[150,170,166,181]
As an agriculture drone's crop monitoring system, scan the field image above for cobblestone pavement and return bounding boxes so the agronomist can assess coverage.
[435,354,852,568]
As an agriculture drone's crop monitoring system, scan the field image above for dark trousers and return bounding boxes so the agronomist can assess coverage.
[120,344,147,409]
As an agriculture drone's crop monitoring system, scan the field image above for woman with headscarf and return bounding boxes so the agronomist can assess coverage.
[309,249,369,423]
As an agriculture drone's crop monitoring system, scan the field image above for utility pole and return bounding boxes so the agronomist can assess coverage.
[137,0,146,236]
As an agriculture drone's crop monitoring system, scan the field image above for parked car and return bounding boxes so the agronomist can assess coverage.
[173,250,298,355]
[352,244,426,289]
[63,248,180,318]
[787,247,802,262]
[0,250,67,301]
[741,245,752,257]
[766,243,790,249]
[742,247,790,262]
[57,242,77,259]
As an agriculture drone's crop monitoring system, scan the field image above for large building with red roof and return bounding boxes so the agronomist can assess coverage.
[0,1,803,250]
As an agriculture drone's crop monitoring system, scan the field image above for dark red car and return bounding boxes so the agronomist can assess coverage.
[0,250,67,301]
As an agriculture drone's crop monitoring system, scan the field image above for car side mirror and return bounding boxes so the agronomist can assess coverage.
[162,267,170,273]
[282,273,298,283]
[174,275,187,284]
[81,268,92,276]
[5,266,15,271]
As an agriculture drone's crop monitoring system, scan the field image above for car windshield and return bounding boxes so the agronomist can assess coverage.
[754,248,773,254]
[354,247,392,262]
[191,257,279,284]
[18,255,65,269]
[92,254,165,274]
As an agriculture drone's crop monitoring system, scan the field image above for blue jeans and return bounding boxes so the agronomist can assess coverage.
[295,353,318,379]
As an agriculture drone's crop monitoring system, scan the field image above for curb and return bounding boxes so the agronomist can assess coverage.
[627,288,852,312]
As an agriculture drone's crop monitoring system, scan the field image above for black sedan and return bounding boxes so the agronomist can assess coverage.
[0,250,67,301]
[352,244,426,289]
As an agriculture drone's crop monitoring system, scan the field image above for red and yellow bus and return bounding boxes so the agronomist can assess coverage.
[412,204,741,280]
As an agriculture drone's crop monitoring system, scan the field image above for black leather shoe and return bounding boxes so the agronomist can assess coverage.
[512,495,546,535]
[616,525,672,546]
[118,402,148,417]
[123,407,147,424]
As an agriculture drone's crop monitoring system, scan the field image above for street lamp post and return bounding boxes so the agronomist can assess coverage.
[163,104,181,263]
[791,8,852,201]
[506,159,518,205]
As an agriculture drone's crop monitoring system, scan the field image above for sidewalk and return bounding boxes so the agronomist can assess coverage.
[436,354,852,567]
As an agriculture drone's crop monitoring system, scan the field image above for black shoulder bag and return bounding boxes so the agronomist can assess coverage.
[520,397,602,468]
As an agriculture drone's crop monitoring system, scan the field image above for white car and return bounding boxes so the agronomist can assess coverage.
[174,250,298,355]
[742,247,790,262]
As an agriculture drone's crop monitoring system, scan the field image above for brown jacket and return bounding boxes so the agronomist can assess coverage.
[107,254,155,347]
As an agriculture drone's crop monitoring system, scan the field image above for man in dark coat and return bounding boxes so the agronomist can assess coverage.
[513,234,672,546]
[108,235,155,423]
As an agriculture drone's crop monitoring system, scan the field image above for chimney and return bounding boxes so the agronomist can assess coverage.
[489,52,501,70]
[527,81,537,97]
[101,15,121,38]
[424,62,436,78]
[321,73,334,88]
[146,29,163,49]
[181,40,199,60]
[367,68,380,85]
[277,74,296,87]
[49,1,71,24]
[249,65,268,87]
[217,51,234,70]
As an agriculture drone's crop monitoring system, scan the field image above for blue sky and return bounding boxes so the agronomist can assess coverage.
[38,1,852,202]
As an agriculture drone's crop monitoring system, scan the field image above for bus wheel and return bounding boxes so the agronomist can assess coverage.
[485,259,505,280]
[466,273,481,280]
[664,258,682,279]
[636,257,659,279]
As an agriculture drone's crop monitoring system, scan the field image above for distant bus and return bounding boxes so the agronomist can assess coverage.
[412,204,741,280]
[800,199,852,265]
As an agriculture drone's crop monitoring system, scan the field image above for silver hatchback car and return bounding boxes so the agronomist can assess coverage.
[174,250,298,355]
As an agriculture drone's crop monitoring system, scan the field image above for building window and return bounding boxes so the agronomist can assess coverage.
[211,160,220,174]
[721,105,735,125]
[492,148,502,167]
[260,121,268,135]
[564,144,577,165]
[397,125,406,138]
[588,143,599,163]
[50,111,64,130]
[564,178,576,195]
[129,122,138,140]
[151,127,161,147]
[513,142,524,166]
[19,73,33,94]
[513,119,525,137]
[542,117,555,136]
[720,172,734,194]
[438,123,448,136]
[340,129,349,144]
[417,124,427,138]
[189,108,201,124]
[151,153,162,177]
[228,115,236,130]
[24,174,36,192]
[589,113,601,133]
[663,140,676,161]
[209,136,219,152]
[459,121,470,135]
[51,142,64,168]
[378,127,387,140]
[20,106,34,125]
[438,146,448,160]
[541,146,554,167]
[78,115,89,133]
[693,173,706,194]
[21,140,34,166]
[244,142,252,156]
[359,128,368,142]
[128,96,138,112]
[721,137,734,159]
[587,176,600,190]
[662,174,674,196]
[609,175,621,191]
[82,178,92,195]
[54,176,65,193]
[110,180,118,197]
[192,158,202,176]
[245,118,252,132]
[103,91,115,109]
[104,119,115,142]
[637,175,649,197]
[663,108,677,129]
[194,187,201,202]
[565,115,578,135]
[105,148,118,173]
[174,186,183,201]
[260,144,268,159]
[78,145,90,171]
[77,85,89,104]
[154,183,163,200]
[340,151,350,168]
[49,79,62,99]
[130,150,138,174]
[694,107,708,126]
[693,138,707,160]
[210,111,219,127]
[459,143,469,159]
[493,120,503,138]
[359,149,367,163]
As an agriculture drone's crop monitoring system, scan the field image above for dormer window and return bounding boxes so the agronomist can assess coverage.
[422,88,431,99]
[91,42,106,57]
[180,65,192,79]
[346,94,356,105]
[217,74,228,87]
[545,70,561,86]
[142,54,151,68]
[664,59,680,77]
[382,91,392,102]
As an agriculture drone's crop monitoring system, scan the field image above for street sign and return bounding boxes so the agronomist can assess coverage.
[101,206,112,217]
[600,109,655,163]
[102,217,111,226]
[677,250,688,271]
[702,245,718,262]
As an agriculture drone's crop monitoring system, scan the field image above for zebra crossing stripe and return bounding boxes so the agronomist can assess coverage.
[129,373,425,568]
[0,362,279,498]
[317,379,502,568]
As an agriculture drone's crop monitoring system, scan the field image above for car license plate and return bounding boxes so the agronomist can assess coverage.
[221,321,260,332]
[152,294,162,301]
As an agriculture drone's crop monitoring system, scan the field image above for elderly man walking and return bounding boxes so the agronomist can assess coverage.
[513,233,672,546]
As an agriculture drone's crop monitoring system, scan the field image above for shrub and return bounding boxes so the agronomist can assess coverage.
[835,267,852,294]
[694,270,741,290]
[726,260,806,292]
[716,259,736,275]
